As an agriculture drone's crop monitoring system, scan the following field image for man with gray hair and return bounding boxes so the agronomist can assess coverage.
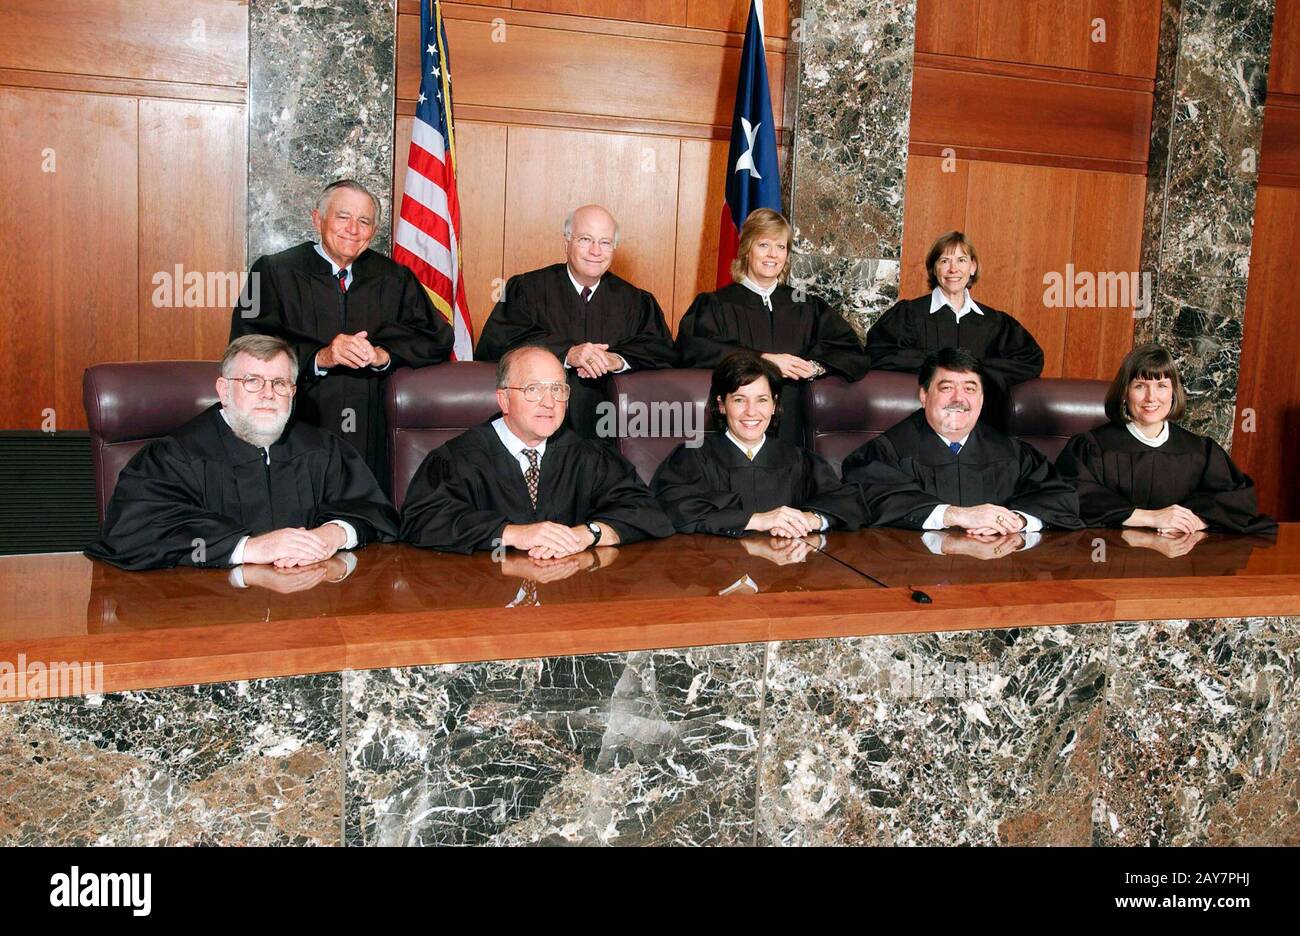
[232,178,453,490]
[87,335,398,571]
[475,204,676,440]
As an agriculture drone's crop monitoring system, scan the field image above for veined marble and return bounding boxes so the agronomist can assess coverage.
[344,646,765,846]
[247,0,396,260]
[0,675,342,846]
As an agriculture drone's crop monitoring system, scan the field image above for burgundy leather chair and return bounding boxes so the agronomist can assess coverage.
[1008,378,1110,460]
[803,371,921,476]
[83,361,221,522]
[606,369,713,484]
[385,362,501,510]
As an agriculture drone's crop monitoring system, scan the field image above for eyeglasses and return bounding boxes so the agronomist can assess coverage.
[229,375,297,396]
[503,381,571,402]
[571,235,616,252]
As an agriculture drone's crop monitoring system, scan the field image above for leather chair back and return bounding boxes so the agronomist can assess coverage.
[803,371,922,475]
[385,362,501,510]
[1008,378,1110,460]
[606,369,714,483]
[83,361,221,522]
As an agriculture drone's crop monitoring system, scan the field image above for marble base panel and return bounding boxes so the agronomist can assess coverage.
[247,0,396,259]
[344,646,766,846]
[788,253,900,339]
[757,625,1109,846]
[1099,616,1300,846]
[0,674,342,846]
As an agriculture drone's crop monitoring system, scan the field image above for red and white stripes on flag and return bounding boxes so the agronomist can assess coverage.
[393,0,473,360]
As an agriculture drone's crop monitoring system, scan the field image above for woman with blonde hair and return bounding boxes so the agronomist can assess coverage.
[676,208,866,444]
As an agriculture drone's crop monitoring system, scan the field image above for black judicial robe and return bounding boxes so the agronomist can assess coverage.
[400,421,675,553]
[676,283,868,444]
[842,409,1083,530]
[1055,422,1276,534]
[86,405,399,571]
[474,264,677,440]
[651,432,864,535]
[865,295,1043,406]
[230,242,454,488]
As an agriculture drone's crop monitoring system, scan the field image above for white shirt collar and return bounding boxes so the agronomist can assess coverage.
[934,429,971,450]
[314,242,354,286]
[930,286,982,321]
[1126,420,1170,448]
[741,276,779,310]
[725,429,766,458]
[493,417,548,472]
[566,265,601,298]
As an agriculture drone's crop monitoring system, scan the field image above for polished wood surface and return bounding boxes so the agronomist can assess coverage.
[4,527,1300,702]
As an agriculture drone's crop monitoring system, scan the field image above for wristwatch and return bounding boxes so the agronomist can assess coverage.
[585,521,602,545]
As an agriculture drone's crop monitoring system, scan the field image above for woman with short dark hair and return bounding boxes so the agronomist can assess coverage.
[651,352,863,536]
[1056,344,1275,533]
[676,208,867,444]
[865,231,1043,418]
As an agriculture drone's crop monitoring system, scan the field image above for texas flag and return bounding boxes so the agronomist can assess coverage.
[716,0,782,287]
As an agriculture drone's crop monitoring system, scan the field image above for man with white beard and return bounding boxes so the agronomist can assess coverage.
[841,347,1082,534]
[86,335,398,570]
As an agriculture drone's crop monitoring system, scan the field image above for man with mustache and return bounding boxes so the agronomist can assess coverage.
[841,347,1082,534]
[86,335,398,570]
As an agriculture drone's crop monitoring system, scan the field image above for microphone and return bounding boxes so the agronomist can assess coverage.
[808,541,934,604]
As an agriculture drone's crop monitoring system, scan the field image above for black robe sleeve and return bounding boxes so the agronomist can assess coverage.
[981,312,1044,394]
[607,290,677,371]
[1180,438,1275,533]
[400,448,515,554]
[583,446,676,545]
[1005,441,1085,530]
[864,301,924,373]
[231,253,326,385]
[85,440,253,571]
[1056,433,1140,527]
[842,436,944,529]
[475,273,570,362]
[676,291,751,368]
[651,444,756,535]
[366,265,454,369]
[807,295,869,381]
[318,436,401,545]
[798,448,868,529]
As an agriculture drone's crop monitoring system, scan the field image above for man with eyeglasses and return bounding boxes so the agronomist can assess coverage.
[231,179,454,490]
[86,335,398,571]
[401,345,673,555]
[474,204,677,440]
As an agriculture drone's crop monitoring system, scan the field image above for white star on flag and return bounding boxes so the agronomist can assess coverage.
[733,117,763,179]
[427,44,436,54]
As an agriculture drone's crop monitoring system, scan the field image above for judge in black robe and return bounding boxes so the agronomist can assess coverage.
[1055,343,1275,534]
[676,209,867,446]
[231,181,454,489]
[842,349,1082,531]
[652,353,863,535]
[86,406,398,571]
[865,232,1042,425]
[401,346,674,554]
[474,205,676,441]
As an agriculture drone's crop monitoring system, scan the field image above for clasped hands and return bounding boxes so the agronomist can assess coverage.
[566,342,625,379]
[317,331,390,370]
[760,352,821,381]
[501,521,619,559]
[242,524,348,568]
[943,504,1027,537]
[1126,505,1207,536]
[746,506,822,538]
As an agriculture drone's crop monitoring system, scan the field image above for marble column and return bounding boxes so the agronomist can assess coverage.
[786,0,917,337]
[247,0,397,261]
[1138,0,1275,447]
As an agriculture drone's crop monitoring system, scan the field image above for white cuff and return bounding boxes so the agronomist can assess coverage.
[229,534,250,566]
[921,531,946,555]
[228,565,248,588]
[923,504,951,530]
[1020,531,1042,551]
[1015,512,1043,534]
[325,519,358,549]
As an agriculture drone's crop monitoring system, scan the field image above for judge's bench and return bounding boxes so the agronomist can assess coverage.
[0,362,1296,846]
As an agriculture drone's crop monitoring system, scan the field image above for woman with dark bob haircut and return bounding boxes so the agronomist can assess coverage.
[651,352,864,536]
[676,208,867,445]
[1056,344,1274,534]
[865,231,1043,421]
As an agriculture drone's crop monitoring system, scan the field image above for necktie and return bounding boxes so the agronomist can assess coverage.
[337,269,348,293]
[949,441,962,454]
[523,448,541,507]
[518,579,540,607]
[746,448,755,461]
[581,286,592,303]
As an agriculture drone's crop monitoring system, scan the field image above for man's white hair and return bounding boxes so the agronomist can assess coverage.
[563,206,621,247]
[317,179,383,227]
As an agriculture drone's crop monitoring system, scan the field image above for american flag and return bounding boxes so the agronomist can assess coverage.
[394,0,473,360]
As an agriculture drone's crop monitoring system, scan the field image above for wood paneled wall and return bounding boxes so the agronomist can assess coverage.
[0,0,247,431]
[903,0,1159,381]
[394,0,790,337]
[1233,1,1300,520]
